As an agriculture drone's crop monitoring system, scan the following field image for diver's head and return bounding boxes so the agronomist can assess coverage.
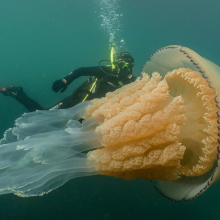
[114,52,134,71]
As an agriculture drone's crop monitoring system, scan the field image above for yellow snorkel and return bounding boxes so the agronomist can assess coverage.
[98,44,119,76]
[110,44,116,70]
[82,45,120,102]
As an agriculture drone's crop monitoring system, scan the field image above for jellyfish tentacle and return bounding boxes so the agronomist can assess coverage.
[0,101,101,197]
[12,101,90,141]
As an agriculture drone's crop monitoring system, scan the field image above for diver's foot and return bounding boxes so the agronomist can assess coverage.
[0,86,23,98]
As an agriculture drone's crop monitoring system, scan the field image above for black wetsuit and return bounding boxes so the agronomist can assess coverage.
[4,66,136,112]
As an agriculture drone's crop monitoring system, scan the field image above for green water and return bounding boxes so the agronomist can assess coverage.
[0,0,220,219]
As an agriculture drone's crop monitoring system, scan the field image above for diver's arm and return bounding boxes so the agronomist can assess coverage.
[52,66,108,93]
[64,67,106,85]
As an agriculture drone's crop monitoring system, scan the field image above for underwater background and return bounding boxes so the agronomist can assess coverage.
[0,0,220,219]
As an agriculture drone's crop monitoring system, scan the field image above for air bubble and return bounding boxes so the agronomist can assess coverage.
[97,0,126,52]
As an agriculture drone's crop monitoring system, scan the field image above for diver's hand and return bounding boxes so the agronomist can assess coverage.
[52,79,68,93]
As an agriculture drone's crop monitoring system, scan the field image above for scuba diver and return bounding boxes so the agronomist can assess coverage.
[0,50,136,112]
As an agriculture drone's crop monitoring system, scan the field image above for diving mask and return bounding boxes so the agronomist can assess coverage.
[116,60,134,71]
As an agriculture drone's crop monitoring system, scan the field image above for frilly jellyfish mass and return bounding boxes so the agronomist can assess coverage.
[0,45,220,201]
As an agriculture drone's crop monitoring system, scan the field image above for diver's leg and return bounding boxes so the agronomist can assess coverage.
[47,95,87,124]
[47,95,81,110]
[1,86,44,112]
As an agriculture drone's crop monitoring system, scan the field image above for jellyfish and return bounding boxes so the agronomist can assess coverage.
[0,45,220,202]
